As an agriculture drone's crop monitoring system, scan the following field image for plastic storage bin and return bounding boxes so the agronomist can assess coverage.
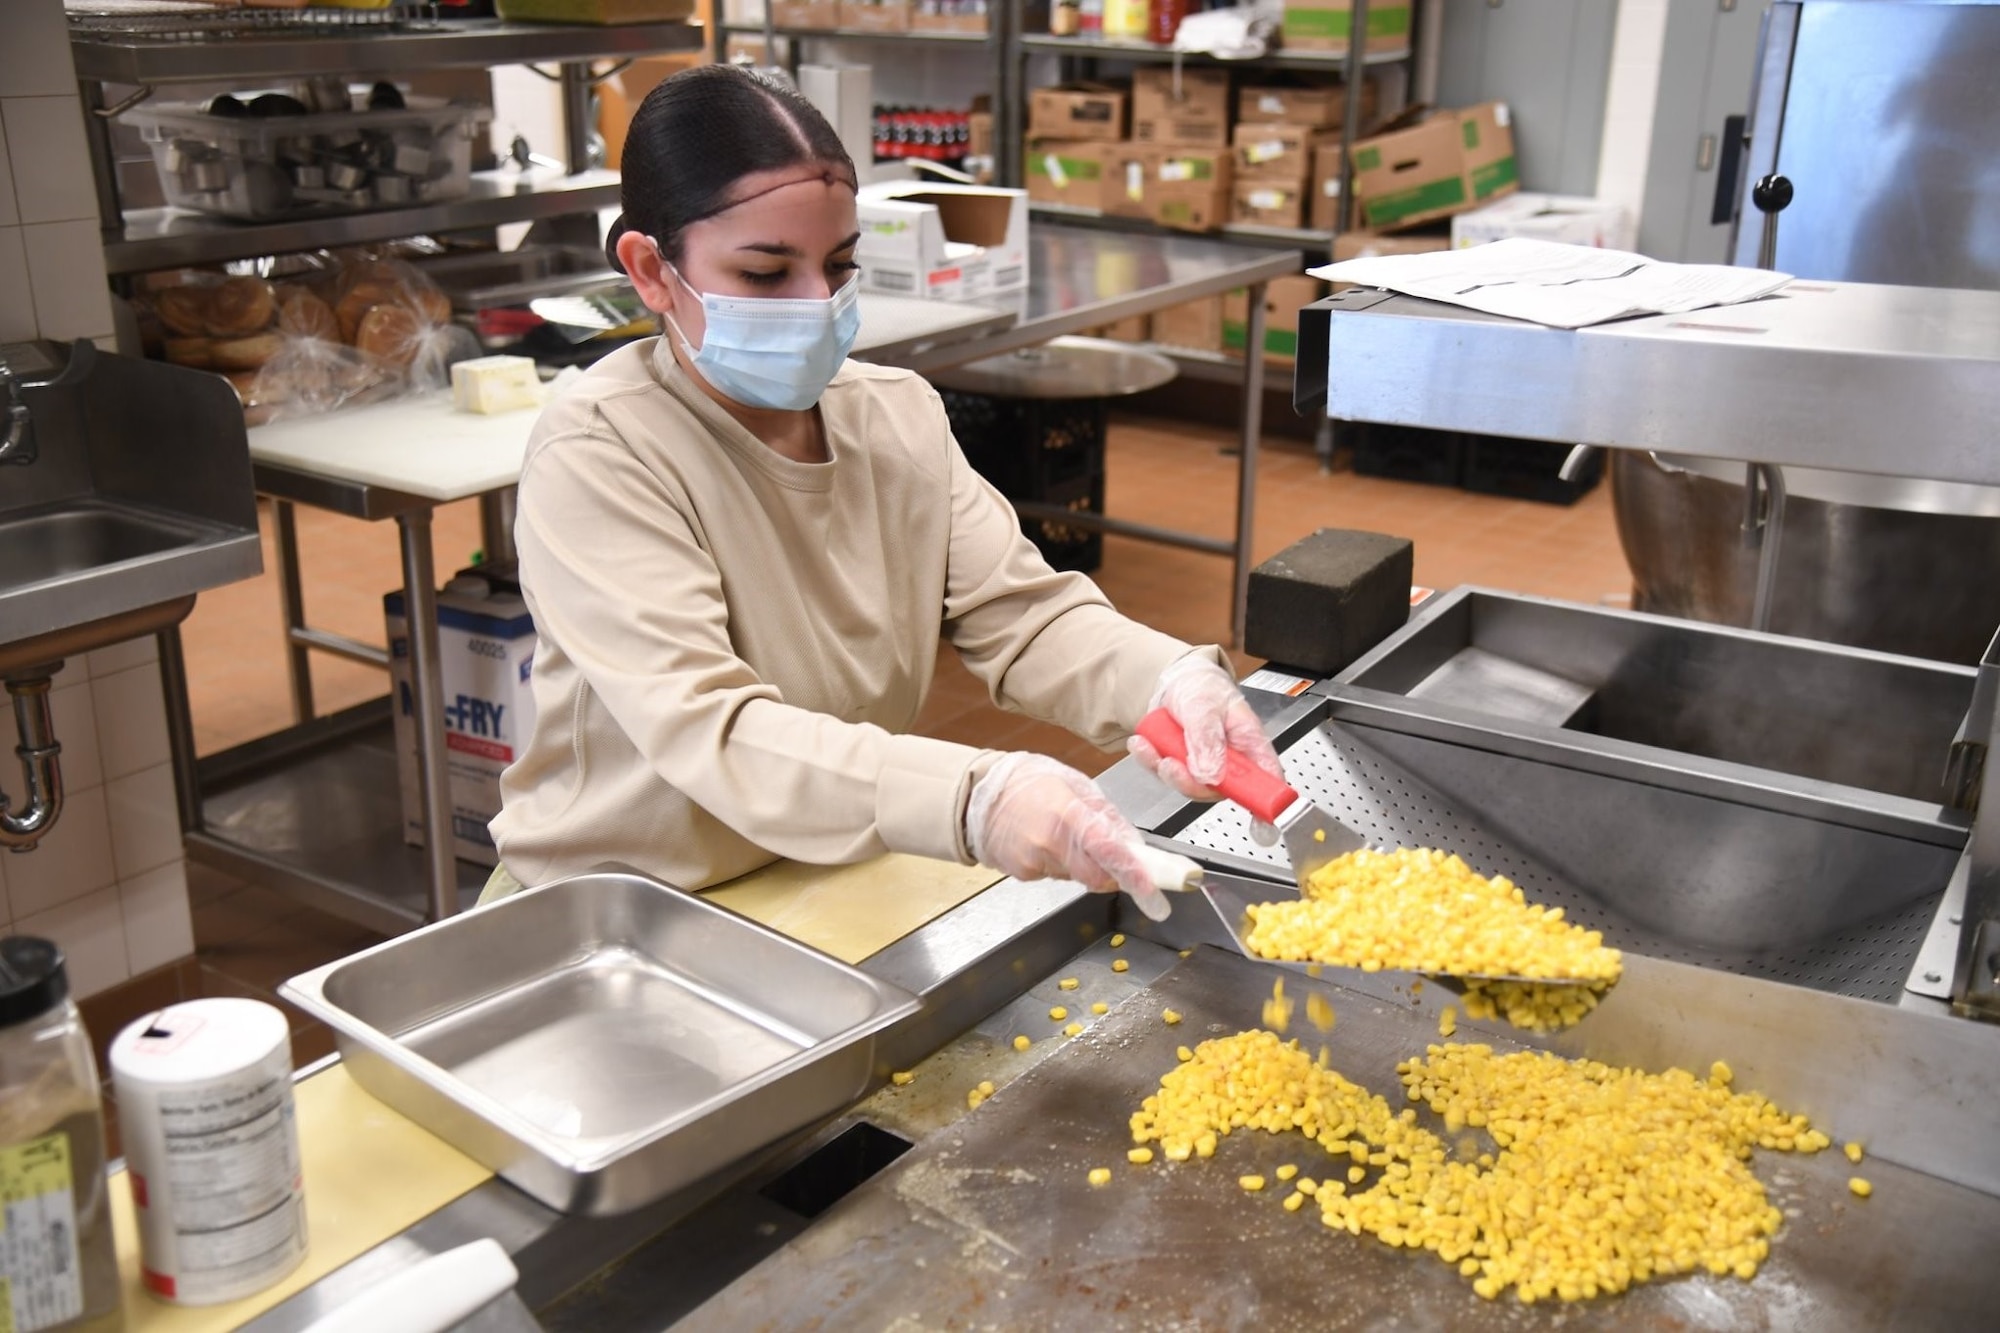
[130,97,492,222]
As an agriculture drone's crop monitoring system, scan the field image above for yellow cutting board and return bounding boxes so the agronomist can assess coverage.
[103,853,999,1328]
[701,853,1006,964]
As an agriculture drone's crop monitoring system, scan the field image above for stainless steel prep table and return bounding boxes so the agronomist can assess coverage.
[168,226,1303,933]
[235,857,2000,1332]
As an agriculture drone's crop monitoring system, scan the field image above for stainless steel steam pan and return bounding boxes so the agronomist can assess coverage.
[283,872,919,1215]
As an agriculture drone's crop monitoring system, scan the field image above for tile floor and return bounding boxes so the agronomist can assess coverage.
[165,412,1634,1098]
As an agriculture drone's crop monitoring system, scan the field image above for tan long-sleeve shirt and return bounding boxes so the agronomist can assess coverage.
[491,340,1212,891]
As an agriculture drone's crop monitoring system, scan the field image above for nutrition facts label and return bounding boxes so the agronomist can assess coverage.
[153,1068,305,1295]
[0,1130,84,1333]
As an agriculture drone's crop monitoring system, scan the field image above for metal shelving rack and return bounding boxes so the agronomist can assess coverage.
[72,16,705,275]
[67,8,706,931]
[1009,1,1420,256]
[710,7,1023,184]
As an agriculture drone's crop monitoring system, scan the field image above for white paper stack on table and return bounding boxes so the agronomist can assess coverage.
[1308,237,1794,330]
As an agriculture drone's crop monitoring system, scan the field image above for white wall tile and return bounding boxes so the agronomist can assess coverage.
[21,220,113,340]
[0,111,17,227]
[5,784,118,918]
[0,225,31,343]
[106,763,181,881]
[87,635,158,678]
[17,887,130,1000]
[48,679,104,794]
[91,661,170,782]
[120,861,194,976]
[2,97,98,225]
[49,655,90,686]
[0,0,74,101]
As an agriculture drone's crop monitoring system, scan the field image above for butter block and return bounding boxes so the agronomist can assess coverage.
[451,355,543,415]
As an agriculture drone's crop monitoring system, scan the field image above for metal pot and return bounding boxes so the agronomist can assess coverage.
[1611,450,2000,665]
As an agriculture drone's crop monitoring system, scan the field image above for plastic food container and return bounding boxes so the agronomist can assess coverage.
[129,97,493,222]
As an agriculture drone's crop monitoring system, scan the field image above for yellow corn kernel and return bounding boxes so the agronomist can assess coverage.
[1314,827,1327,842]
[1283,1191,1307,1212]
[1163,1008,1183,1025]
[1238,849,1623,1031]
[1296,1178,1318,1196]
[966,1089,985,1110]
[1239,1174,1266,1192]
[1092,1001,1109,1015]
[1049,1006,1069,1022]
[1179,949,1194,958]
[1176,1045,1194,1062]
[1064,1022,1084,1037]
[1849,1177,1873,1198]
[1275,1164,1299,1182]
[1110,933,1126,947]
[890,1070,915,1086]
[1088,1167,1112,1186]
[978,1080,995,1095]
[1112,959,1130,973]
[1127,1147,1154,1165]
[1262,977,1295,1033]
[1012,1034,1031,1052]
[1195,1132,1218,1159]
[1711,1060,1734,1086]
[1306,992,1335,1032]
[1058,977,1080,991]
[1438,1006,1457,1038]
[1844,1141,1864,1164]
[1348,1165,1366,1184]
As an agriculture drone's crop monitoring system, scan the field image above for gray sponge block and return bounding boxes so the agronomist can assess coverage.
[1244,528,1414,676]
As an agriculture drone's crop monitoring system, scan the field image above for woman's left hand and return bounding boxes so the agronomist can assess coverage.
[1127,655,1287,803]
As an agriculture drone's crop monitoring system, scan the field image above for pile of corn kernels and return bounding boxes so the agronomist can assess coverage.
[1242,848,1623,1031]
[1129,1029,1842,1304]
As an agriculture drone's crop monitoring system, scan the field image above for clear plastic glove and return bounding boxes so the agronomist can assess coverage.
[1127,656,1288,814]
[966,752,1174,922]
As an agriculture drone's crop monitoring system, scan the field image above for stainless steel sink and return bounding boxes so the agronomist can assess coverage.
[0,339,261,674]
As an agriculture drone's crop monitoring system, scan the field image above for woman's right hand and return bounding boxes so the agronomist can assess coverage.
[966,752,1172,922]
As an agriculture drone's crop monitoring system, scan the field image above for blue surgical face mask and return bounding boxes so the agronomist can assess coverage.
[658,253,861,413]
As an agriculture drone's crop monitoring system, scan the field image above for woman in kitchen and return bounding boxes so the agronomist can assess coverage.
[485,64,1282,920]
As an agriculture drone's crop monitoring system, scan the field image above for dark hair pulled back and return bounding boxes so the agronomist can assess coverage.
[605,65,858,273]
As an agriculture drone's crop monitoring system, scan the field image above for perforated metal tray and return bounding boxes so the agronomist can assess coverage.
[1168,723,1939,1002]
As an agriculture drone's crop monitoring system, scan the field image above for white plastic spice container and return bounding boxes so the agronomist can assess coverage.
[111,998,307,1305]
[0,936,123,1333]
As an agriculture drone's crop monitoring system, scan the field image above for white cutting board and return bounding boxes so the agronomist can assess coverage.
[249,393,537,503]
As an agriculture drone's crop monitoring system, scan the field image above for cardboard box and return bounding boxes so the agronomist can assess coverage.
[799,64,872,188]
[1147,146,1233,232]
[386,580,538,868]
[771,0,839,27]
[1151,297,1224,352]
[838,0,909,30]
[1350,101,1517,231]
[1090,314,1150,343]
[1133,66,1231,146]
[1451,192,1635,252]
[1236,80,1376,129]
[908,0,989,33]
[1332,227,1451,262]
[1223,273,1326,365]
[1232,179,1309,229]
[1233,122,1335,183]
[1310,142,1344,231]
[1024,141,1106,209]
[1029,82,1128,143]
[857,180,1028,299]
[1100,142,1152,218]
[1281,0,1412,55]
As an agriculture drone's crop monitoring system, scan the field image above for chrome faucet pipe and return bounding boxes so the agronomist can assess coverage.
[0,676,64,852]
[0,351,31,465]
